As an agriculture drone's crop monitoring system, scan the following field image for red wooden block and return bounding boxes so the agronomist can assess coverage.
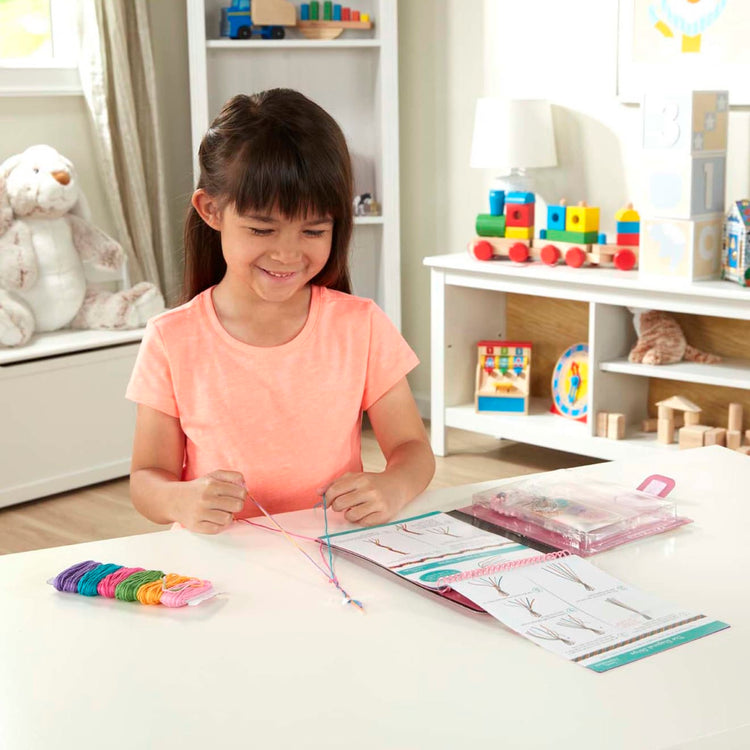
[505,203,535,228]
[616,232,640,246]
[342,7,350,20]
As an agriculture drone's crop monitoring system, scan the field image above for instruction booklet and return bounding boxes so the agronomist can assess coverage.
[321,511,728,672]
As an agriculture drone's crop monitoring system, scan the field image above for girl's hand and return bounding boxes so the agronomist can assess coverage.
[174,470,247,534]
[324,472,406,527]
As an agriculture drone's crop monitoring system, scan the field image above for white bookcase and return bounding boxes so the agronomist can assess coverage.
[425,252,750,461]
[186,0,402,328]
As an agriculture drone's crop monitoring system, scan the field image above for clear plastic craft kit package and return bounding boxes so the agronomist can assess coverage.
[471,472,692,556]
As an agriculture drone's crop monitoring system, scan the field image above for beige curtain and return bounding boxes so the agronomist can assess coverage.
[78,0,177,303]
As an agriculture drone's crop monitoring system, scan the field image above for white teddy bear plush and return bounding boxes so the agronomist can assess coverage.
[0,174,36,345]
[0,144,164,347]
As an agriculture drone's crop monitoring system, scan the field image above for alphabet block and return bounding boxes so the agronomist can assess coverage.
[640,215,723,282]
[640,152,726,219]
[642,91,728,154]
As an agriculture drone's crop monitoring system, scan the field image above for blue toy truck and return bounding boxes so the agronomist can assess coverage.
[220,0,294,40]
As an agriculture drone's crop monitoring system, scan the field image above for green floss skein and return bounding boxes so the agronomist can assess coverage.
[115,570,165,601]
[77,563,123,596]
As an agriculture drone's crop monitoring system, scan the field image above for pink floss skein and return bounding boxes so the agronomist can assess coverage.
[97,567,145,598]
[160,577,214,608]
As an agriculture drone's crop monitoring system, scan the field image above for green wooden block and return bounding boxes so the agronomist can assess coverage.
[545,228,598,244]
[476,214,506,237]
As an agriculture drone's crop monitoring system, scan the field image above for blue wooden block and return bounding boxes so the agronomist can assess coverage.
[333,4,341,20]
[506,191,535,205]
[598,232,607,244]
[539,228,547,239]
[617,221,640,234]
[489,189,505,216]
[547,204,566,230]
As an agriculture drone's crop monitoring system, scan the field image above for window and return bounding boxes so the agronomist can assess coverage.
[0,0,81,96]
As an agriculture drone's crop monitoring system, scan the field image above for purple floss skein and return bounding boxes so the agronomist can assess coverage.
[52,561,102,593]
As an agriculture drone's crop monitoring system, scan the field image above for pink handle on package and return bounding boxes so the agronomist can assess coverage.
[637,474,676,498]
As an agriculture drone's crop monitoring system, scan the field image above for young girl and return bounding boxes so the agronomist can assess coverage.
[127,89,435,534]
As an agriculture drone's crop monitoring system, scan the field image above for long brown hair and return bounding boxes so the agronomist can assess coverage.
[182,89,353,302]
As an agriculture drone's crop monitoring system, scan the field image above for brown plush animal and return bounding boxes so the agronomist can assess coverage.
[628,309,721,365]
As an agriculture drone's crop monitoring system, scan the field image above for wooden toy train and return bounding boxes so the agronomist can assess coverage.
[469,191,640,271]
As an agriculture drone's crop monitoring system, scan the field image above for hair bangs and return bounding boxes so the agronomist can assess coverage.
[228,130,344,222]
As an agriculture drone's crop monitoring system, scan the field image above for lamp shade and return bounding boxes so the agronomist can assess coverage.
[470,98,557,171]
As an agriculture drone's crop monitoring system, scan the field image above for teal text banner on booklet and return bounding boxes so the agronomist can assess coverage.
[321,512,729,672]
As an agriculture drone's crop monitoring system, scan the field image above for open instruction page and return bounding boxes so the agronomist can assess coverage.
[449,554,729,672]
[322,511,540,592]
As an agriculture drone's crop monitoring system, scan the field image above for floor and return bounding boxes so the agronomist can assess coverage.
[0,424,597,555]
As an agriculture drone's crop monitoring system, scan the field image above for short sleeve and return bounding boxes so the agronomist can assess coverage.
[125,320,180,418]
[361,303,420,411]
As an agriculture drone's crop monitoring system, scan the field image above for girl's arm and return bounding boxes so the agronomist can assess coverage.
[325,377,436,526]
[129,404,246,534]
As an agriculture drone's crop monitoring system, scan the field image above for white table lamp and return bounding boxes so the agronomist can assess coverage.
[470,97,557,214]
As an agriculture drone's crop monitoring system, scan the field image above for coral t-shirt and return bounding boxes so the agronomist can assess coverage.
[125,285,419,517]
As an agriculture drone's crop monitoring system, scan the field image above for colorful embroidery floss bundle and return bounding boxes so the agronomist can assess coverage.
[49,561,215,608]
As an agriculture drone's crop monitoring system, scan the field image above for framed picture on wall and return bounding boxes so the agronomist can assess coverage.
[617,0,750,104]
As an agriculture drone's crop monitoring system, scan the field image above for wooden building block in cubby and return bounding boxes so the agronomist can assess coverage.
[679,424,711,450]
[727,431,742,451]
[704,427,726,447]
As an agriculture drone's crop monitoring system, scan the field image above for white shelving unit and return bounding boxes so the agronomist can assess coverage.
[424,252,750,461]
[186,0,402,328]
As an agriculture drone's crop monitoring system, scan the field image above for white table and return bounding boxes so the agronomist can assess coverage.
[0,446,747,750]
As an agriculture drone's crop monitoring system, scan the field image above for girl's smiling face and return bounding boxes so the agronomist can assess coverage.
[194,192,334,305]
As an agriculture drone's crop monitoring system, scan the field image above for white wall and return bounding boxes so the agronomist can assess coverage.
[0,96,117,237]
[398,0,486,411]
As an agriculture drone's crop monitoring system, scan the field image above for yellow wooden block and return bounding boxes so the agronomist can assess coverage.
[566,206,599,233]
[616,206,640,223]
[505,226,534,240]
